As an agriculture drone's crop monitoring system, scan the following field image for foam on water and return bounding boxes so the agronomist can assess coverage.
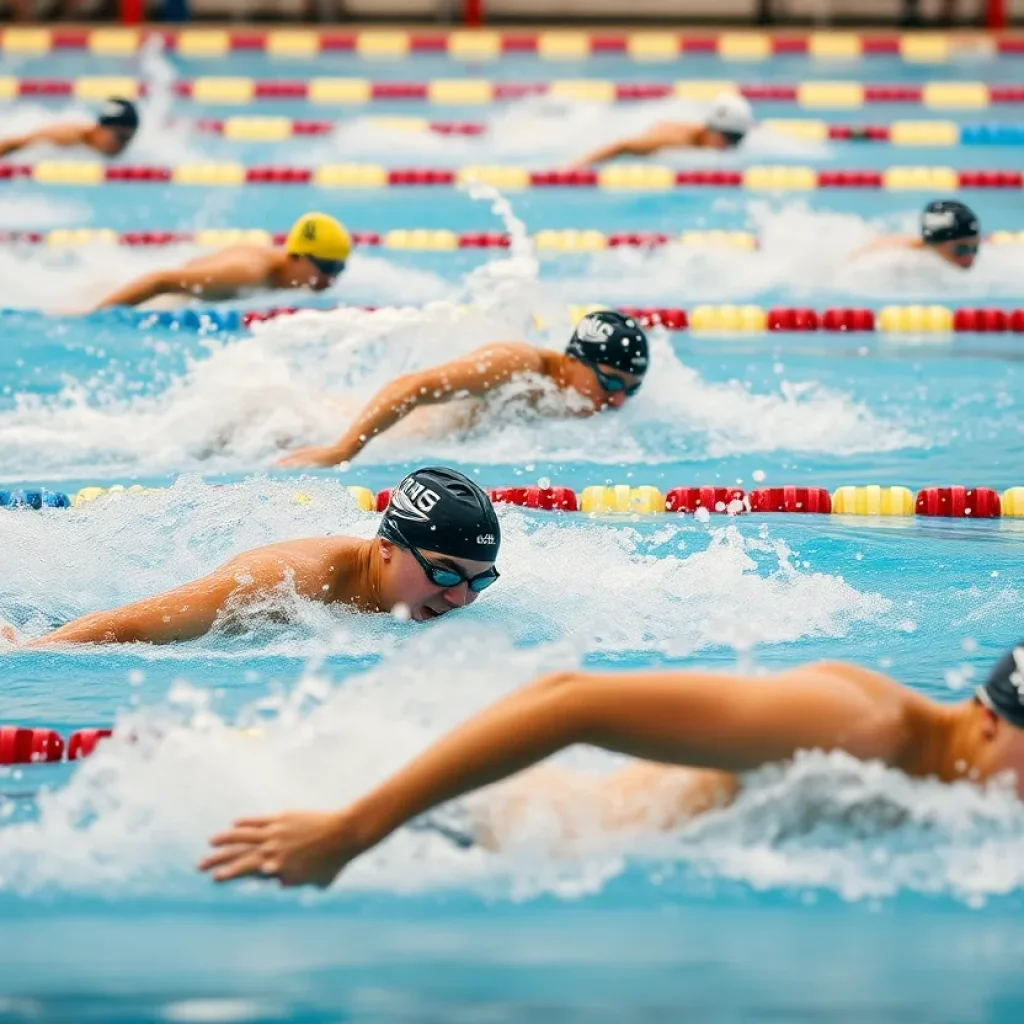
[0,191,922,478]
[301,96,828,165]
[557,201,1024,304]
[0,239,453,314]
[0,477,888,659]
[3,625,1023,905]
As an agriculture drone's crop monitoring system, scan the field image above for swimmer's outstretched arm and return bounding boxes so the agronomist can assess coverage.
[572,123,687,168]
[848,235,918,261]
[24,540,340,646]
[275,342,548,468]
[0,123,91,158]
[92,251,275,310]
[200,664,902,887]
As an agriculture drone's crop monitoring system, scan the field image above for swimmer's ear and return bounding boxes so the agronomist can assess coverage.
[378,537,396,561]
[974,697,1001,740]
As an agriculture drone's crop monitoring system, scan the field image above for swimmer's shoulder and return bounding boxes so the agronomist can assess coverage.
[786,660,918,712]
[467,341,552,375]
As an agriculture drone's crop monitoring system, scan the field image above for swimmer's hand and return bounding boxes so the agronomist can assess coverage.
[199,809,363,888]
[0,622,21,645]
[273,445,345,468]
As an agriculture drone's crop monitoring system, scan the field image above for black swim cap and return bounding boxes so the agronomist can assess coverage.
[97,97,140,134]
[920,200,980,245]
[378,467,500,562]
[977,643,1024,729]
[566,310,649,378]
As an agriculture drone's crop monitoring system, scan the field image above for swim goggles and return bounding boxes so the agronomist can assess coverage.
[306,255,346,278]
[719,130,746,148]
[405,542,500,592]
[951,242,979,257]
[581,359,644,397]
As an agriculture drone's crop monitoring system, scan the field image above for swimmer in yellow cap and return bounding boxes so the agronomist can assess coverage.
[91,212,351,310]
[200,643,1024,888]
[0,97,140,159]
[571,93,754,168]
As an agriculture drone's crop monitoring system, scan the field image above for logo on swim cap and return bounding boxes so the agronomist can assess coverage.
[575,315,615,344]
[1010,646,1024,704]
[922,210,955,233]
[302,219,317,242]
[388,478,441,523]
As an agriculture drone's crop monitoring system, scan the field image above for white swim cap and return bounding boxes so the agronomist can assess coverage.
[705,93,754,137]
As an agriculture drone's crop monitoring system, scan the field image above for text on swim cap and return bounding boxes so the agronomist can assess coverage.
[575,316,615,344]
[1011,646,1024,705]
[389,479,441,523]
[923,210,956,232]
[477,534,496,546]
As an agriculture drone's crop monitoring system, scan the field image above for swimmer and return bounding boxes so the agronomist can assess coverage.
[200,644,1024,888]
[275,309,649,468]
[10,467,499,645]
[92,211,351,310]
[0,97,140,159]
[571,93,754,168]
[852,199,981,270]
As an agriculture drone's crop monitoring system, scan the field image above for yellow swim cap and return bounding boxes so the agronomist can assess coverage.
[285,212,352,264]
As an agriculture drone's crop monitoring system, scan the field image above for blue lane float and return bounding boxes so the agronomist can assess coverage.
[0,489,71,509]
[959,124,1024,145]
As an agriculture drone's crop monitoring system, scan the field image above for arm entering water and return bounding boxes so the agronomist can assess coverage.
[274,342,547,468]
[25,541,339,646]
[199,664,897,887]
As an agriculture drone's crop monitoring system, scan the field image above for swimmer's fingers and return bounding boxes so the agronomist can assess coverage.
[206,822,272,847]
[198,845,275,883]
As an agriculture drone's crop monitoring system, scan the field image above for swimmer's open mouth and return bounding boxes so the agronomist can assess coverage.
[420,606,447,621]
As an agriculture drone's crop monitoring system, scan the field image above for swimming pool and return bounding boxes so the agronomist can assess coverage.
[2,28,1024,1024]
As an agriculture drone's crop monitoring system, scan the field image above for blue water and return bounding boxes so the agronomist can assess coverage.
[2,36,1024,1024]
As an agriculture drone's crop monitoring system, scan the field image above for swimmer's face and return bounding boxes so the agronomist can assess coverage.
[974,707,1024,797]
[931,235,980,270]
[705,129,744,151]
[381,540,497,622]
[92,125,135,156]
[570,360,644,411]
[291,255,342,292]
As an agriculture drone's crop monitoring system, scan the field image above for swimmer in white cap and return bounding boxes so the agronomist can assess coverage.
[275,310,649,468]
[0,97,140,159]
[1,468,499,645]
[91,211,351,310]
[852,199,982,270]
[571,93,754,168]
[200,643,1024,888]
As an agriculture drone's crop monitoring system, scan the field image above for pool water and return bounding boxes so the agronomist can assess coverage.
[1,32,1024,1024]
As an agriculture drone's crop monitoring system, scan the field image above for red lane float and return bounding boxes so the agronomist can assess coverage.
[529,169,598,186]
[749,487,833,514]
[489,486,579,511]
[619,306,689,330]
[0,726,64,765]
[666,486,746,513]
[245,167,312,184]
[67,728,113,761]
[768,308,819,331]
[915,487,1001,518]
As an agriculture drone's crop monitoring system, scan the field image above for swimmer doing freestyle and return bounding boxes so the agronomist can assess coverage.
[92,212,351,310]
[571,93,754,168]
[200,644,1024,888]
[276,310,649,468]
[0,97,139,159]
[852,199,982,270]
[3,468,499,646]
